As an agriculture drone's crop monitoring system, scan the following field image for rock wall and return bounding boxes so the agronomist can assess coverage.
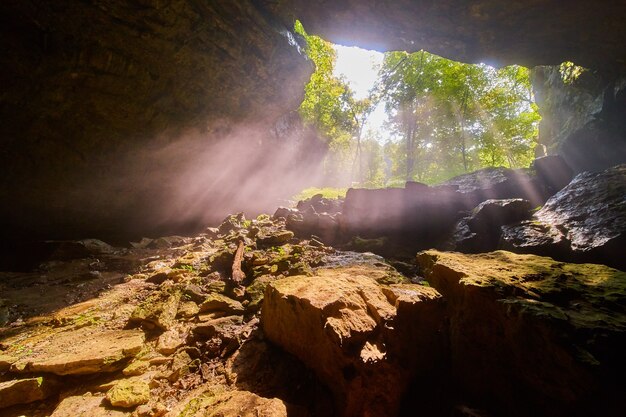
[270,0,626,69]
[0,0,314,241]
[531,66,626,173]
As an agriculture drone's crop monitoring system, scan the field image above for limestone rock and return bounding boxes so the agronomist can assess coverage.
[12,329,144,375]
[446,199,532,252]
[531,155,573,193]
[0,377,50,408]
[262,265,443,417]
[129,291,181,330]
[416,250,626,417]
[106,379,151,408]
[500,165,626,269]
[157,329,186,355]
[170,389,288,417]
[199,294,244,315]
[51,393,129,416]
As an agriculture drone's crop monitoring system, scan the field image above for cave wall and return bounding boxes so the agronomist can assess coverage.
[2,0,626,241]
[0,0,314,241]
[531,66,626,173]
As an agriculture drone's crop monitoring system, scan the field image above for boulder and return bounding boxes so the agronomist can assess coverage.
[531,155,573,194]
[340,167,547,249]
[0,377,52,408]
[446,199,532,252]
[11,329,144,375]
[500,164,626,269]
[262,265,443,417]
[417,250,626,417]
[169,389,289,417]
[129,291,181,330]
[106,379,151,408]
[51,393,129,417]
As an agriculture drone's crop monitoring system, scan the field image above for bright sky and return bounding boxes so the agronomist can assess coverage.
[333,45,390,140]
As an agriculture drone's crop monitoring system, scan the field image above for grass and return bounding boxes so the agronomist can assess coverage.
[293,187,347,201]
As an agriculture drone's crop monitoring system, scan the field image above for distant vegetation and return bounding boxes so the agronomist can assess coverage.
[295,21,541,188]
[293,187,347,201]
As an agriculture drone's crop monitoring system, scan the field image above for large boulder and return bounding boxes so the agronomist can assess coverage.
[340,167,547,248]
[262,265,443,417]
[417,250,626,417]
[445,198,532,252]
[500,164,626,269]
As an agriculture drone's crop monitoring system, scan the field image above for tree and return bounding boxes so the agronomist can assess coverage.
[376,50,540,184]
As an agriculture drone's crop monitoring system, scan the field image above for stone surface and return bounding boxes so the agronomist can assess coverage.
[129,291,181,330]
[339,167,546,248]
[51,394,129,417]
[168,388,289,417]
[532,66,626,173]
[157,329,186,355]
[0,0,315,241]
[417,250,626,417]
[500,165,626,269]
[106,379,151,408]
[272,0,626,69]
[446,198,532,252]
[531,155,573,194]
[199,294,244,315]
[11,329,144,375]
[0,377,50,408]
[262,265,443,417]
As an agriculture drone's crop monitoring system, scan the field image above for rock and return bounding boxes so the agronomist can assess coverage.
[106,379,150,408]
[0,377,51,408]
[296,194,343,215]
[500,165,626,269]
[122,360,150,377]
[416,250,626,417]
[532,155,573,193]
[51,393,129,416]
[170,389,288,417]
[446,199,532,252]
[262,265,443,417]
[218,213,247,235]
[256,230,294,246]
[199,294,244,315]
[129,291,181,330]
[147,236,188,250]
[157,329,186,355]
[79,239,115,254]
[177,301,200,319]
[245,275,276,312]
[272,207,299,220]
[11,329,144,375]
[0,354,16,372]
[439,167,546,207]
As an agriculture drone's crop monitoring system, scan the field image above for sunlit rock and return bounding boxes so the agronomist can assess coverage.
[500,164,626,269]
[262,265,443,417]
[417,250,626,416]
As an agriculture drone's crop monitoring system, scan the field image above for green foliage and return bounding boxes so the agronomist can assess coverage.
[376,50,540,184]
[296,21,540,188]
[559,61,586,85]
[293,187,347,201]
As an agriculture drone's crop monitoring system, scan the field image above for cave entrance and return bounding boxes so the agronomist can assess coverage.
[294,21,542,200]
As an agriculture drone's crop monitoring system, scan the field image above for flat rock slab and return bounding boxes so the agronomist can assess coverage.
[0,377,48,408]
[262,265,442,417]
[166,388,288,417]
[12,328,144,375]
[51,394,129,416]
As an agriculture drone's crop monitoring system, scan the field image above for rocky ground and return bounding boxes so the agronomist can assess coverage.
[1,163,625,417]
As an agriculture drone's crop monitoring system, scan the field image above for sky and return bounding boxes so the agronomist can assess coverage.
[332,45,390,140]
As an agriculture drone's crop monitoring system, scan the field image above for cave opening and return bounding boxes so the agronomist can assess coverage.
[293,20,544,201]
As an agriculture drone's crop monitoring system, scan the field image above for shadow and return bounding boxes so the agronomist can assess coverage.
[229,330,336,417]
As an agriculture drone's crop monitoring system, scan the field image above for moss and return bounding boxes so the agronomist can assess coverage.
[417,250,626,332]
